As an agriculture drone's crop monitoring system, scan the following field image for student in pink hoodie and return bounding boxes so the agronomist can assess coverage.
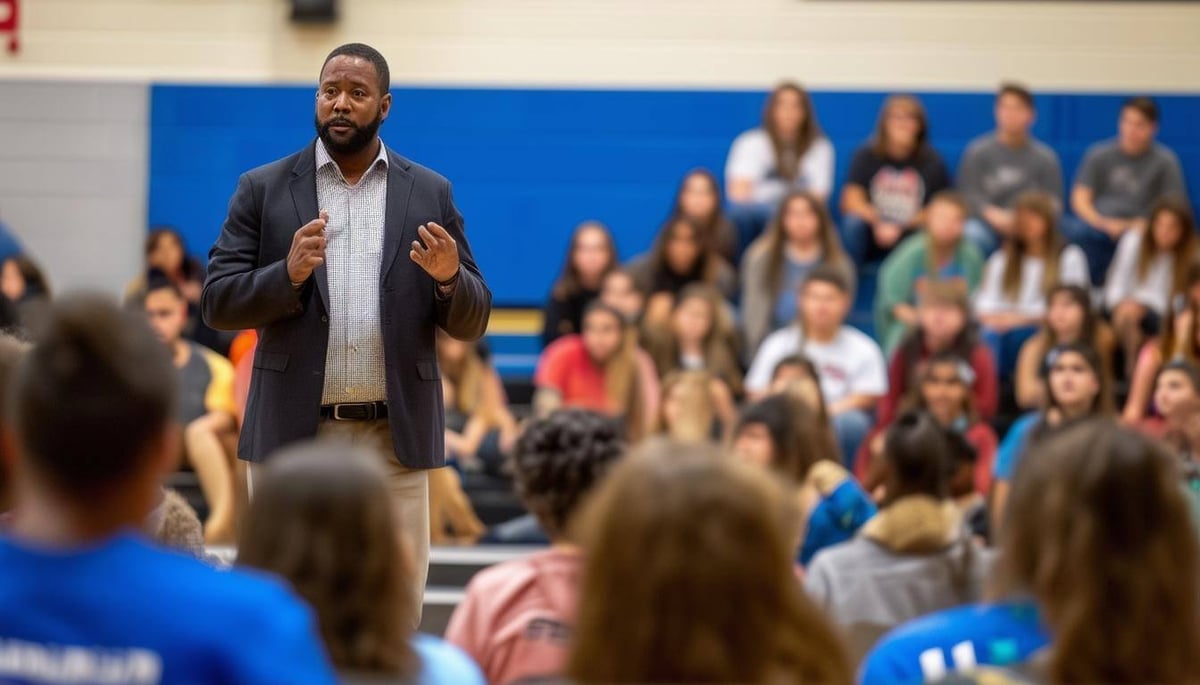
[445,409,626,684]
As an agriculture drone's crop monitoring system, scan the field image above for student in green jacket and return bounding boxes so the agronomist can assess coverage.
[875,191,985,355]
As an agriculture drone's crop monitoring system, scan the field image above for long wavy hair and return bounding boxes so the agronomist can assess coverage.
[568,442,852,684]
[1137,196,1196,301]
[550,221,618,301]
[762,82,824,181]
[237,443,417,678]
[870,94,930,158]
[752,190,849,299]
[583,302,646,441]
[993,420,1200,683]
[643,283,742,396]
[1002,191,1066,301]
[656,370,717,443]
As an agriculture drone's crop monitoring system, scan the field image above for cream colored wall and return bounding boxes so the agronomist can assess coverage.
[3,0,1199,91]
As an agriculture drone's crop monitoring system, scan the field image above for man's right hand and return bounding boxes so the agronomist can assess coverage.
[287,211,328,285]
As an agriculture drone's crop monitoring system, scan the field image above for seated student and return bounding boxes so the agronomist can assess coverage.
[439,330,520,474]
[1106,197,1198,377]
[725,82,835,254]
[0,334,29,525]
[746,266,888,462]
[1150,359,1200,457]
[1066,96,1190,284]
[839,94,953,268]
[859,353,998,500]
[0,254,51,333]
[143,278,241,545]
[992,343,1113,531]
[879,284,998,429]
[656,370,736,443]
[974,191,1090,374]
[1123,298,1200,425]
[956,83,1064,256]
[566,442,853,685]
[127,228,231,354]
[238,443,483,684]
[541,221,618,347]
[446,410,624,685]
[0,295,334,684]
[864,422,1200,685]
[1014,284,1116,410]
[667,168,738,261]
[643,283,743,397]
[740,189,856,357]
[875,191,985,355]
[806,413,989,655]
[732,392,876,566]
[597,267,645,325]
[535,302,660,441]
[626,216,737,328]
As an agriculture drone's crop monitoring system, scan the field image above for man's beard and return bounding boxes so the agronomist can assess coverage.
[315,109,383,156]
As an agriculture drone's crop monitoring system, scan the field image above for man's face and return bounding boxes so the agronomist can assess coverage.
[315,55,392,156]
[1118,107,1156,155]
[144,289,187,347]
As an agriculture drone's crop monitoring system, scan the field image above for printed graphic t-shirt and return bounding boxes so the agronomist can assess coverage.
[846,145,952,226]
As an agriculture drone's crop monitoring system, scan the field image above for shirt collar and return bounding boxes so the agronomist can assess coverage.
[315,137,389,181]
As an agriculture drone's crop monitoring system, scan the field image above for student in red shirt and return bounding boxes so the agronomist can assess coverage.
[445,409,625,685]
[534,302,660,441]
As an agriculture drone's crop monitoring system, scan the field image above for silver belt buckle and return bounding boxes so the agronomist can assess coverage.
[332,402,374,421]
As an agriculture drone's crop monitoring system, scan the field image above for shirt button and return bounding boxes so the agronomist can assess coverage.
[321,315,329,323]
[345,387,353,394]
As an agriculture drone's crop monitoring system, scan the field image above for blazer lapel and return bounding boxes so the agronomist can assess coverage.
[289,141,330,313]
[381,148,414,284]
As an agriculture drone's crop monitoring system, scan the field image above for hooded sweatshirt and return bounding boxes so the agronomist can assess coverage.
[445,546,581,685]
[804,495,991,633]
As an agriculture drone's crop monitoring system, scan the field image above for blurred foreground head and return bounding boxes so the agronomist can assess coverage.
[568,440,851,684]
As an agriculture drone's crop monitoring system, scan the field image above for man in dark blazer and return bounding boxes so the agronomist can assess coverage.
[202,43,491,611]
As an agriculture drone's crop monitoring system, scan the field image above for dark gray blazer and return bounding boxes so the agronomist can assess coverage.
[201,141,492,468]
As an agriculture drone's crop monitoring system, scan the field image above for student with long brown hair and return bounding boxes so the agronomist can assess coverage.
[992,342,1114,530]
[541,221,618,347]
[741,189,856,356]
[238,443,484,684]
[1123,281,1200,424]
[839,94,952,267]
[1106,196,1198,376]
[438,330,520,472]
[655,369,736,443]
[974,191,1090,373]
[863,421,1200,684]
[667,168,738,261]
[726,82,835,254]
[642,283,743,397]
[626,216,737,327]
[567,443,852,685]
[1014,283,1115,409]
[534,302,660,441]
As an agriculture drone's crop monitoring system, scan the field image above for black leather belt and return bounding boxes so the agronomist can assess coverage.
[319,401,389,421]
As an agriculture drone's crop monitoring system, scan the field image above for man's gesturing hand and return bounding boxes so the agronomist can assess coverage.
[410,222,460,283]
[287,211,327,285]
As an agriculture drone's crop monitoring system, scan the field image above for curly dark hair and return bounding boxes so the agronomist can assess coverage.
[512,409,627,539]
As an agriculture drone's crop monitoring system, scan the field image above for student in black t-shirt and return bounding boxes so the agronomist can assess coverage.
[839,95,952,268]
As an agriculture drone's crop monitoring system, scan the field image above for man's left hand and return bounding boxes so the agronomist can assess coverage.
[410,222,461,283]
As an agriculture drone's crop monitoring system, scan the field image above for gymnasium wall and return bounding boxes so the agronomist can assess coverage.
[1,0,1199,300]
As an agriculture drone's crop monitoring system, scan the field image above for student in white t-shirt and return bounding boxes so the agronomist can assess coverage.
[725,82,835,258]
[746,265,888,463]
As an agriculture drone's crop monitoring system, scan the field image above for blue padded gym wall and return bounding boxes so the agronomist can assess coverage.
[149,86,1200,306]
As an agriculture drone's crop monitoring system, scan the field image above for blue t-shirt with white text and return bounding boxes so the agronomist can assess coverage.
[0,531,336,685]
[860,602,1049,685]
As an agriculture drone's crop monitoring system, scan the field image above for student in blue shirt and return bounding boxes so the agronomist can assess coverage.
[865,421,1200,684]
[238,442,485,685]
[990,341,1112,532]
[0,294,336,685]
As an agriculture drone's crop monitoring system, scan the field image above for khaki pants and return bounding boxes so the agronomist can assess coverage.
[249,418,430,625]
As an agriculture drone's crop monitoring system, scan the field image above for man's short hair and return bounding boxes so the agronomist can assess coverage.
[321,43,390,94]
[929,189,971,218]
[510,409,626,538]
[1122,96,1160,125]
[143,270,184,301]
[801,264,851,295]
[13,294,176,498]
[997,82,1034,109]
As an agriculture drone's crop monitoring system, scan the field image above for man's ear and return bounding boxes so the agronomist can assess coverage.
[380,92,392,121]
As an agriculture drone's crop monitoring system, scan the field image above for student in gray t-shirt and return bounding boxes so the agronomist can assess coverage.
[1066,96,1189,285]
[957,83,1064,255]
